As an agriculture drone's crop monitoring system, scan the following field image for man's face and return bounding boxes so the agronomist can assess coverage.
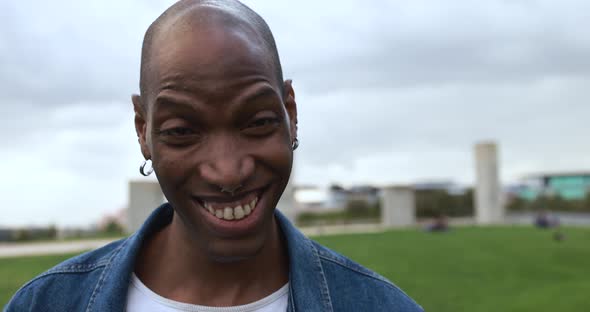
[134,22,297,261]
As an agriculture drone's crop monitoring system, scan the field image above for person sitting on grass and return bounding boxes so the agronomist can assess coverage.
[5,1,423,311]
[535,210,558,229]
[426,214,449,232]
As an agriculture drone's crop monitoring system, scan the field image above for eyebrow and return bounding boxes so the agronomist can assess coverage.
[153,93,203,115]
[153,84,280,113]
[239,86,281,105]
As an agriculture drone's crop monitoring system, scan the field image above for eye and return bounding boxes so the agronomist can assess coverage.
[248,117,281,128]
[156,127,201,146]
[159,127,195,137]
[242,114,282,136]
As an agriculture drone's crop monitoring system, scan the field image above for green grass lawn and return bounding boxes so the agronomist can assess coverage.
[1,253,80,306]
[2,226,589,311]
[314,226,590,311]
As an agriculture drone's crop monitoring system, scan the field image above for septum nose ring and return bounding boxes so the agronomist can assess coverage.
[219,184,243,196]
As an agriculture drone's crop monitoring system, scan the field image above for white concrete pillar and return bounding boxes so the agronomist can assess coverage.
[127,180,165,233]
[474,142,504,224]
[381,186,416,227]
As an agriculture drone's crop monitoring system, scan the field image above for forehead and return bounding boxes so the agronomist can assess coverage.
[146,12,276,102]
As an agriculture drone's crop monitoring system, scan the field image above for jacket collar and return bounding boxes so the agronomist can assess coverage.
[87,203,333,312]
[85,204,173,312]
[275,209,334,312]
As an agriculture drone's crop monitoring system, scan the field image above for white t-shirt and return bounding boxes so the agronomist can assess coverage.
[126,273,289,312]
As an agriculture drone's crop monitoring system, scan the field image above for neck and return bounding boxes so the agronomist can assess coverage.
[135,211,289,306]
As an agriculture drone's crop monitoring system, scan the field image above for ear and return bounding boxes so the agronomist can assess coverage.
[283,79,298,142]
[132,94,151,160]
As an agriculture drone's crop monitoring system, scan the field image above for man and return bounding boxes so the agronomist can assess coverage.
[6,1,423,311]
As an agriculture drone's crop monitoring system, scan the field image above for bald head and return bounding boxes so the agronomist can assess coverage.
[139,0,284,104]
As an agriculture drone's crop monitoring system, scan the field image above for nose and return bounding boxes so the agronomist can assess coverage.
[199,142,255,192]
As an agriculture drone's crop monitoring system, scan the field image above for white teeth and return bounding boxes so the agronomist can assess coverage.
[204,196,259,220]
[223,207,234,220]
[234,205,245,219]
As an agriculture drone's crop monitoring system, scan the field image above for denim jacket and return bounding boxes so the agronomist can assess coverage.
[5,204,423,312]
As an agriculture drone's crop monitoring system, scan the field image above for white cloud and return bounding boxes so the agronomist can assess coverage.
[295,76,590,186]
[1,0,589,226]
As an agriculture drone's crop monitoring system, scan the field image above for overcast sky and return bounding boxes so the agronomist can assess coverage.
[1,0,589,227]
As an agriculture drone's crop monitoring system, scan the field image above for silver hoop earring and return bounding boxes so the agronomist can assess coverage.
[139,159,154,176]
[292,138,299,151]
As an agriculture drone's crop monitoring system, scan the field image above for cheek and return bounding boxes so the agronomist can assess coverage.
[257,134,293,178]
[152,147,193,199]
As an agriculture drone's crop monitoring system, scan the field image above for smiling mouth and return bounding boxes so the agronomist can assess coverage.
[193,189,262,221]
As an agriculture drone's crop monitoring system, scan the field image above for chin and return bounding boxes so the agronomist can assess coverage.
[205,234,268,263]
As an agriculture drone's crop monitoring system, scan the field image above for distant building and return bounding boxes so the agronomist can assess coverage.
[295,186,342,211]
[127,180,165,233]
[97,208,127,231]
[0,229,13,242]
[294,184,380,212]
[413,181,467,195]
[347,185,380,206]
[517,172,590,200]
[325,185,349,210]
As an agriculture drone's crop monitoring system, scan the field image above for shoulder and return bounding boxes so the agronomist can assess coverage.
[4,238,128,311]
[310,240,424,312]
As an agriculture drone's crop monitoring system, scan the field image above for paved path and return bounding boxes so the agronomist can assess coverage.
[0,224,386,258]
[301,223,386,236]
[0,239,115,258]
[6,215,586,258]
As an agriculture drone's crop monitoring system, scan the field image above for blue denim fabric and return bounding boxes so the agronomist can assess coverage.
[5,204,423,311]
